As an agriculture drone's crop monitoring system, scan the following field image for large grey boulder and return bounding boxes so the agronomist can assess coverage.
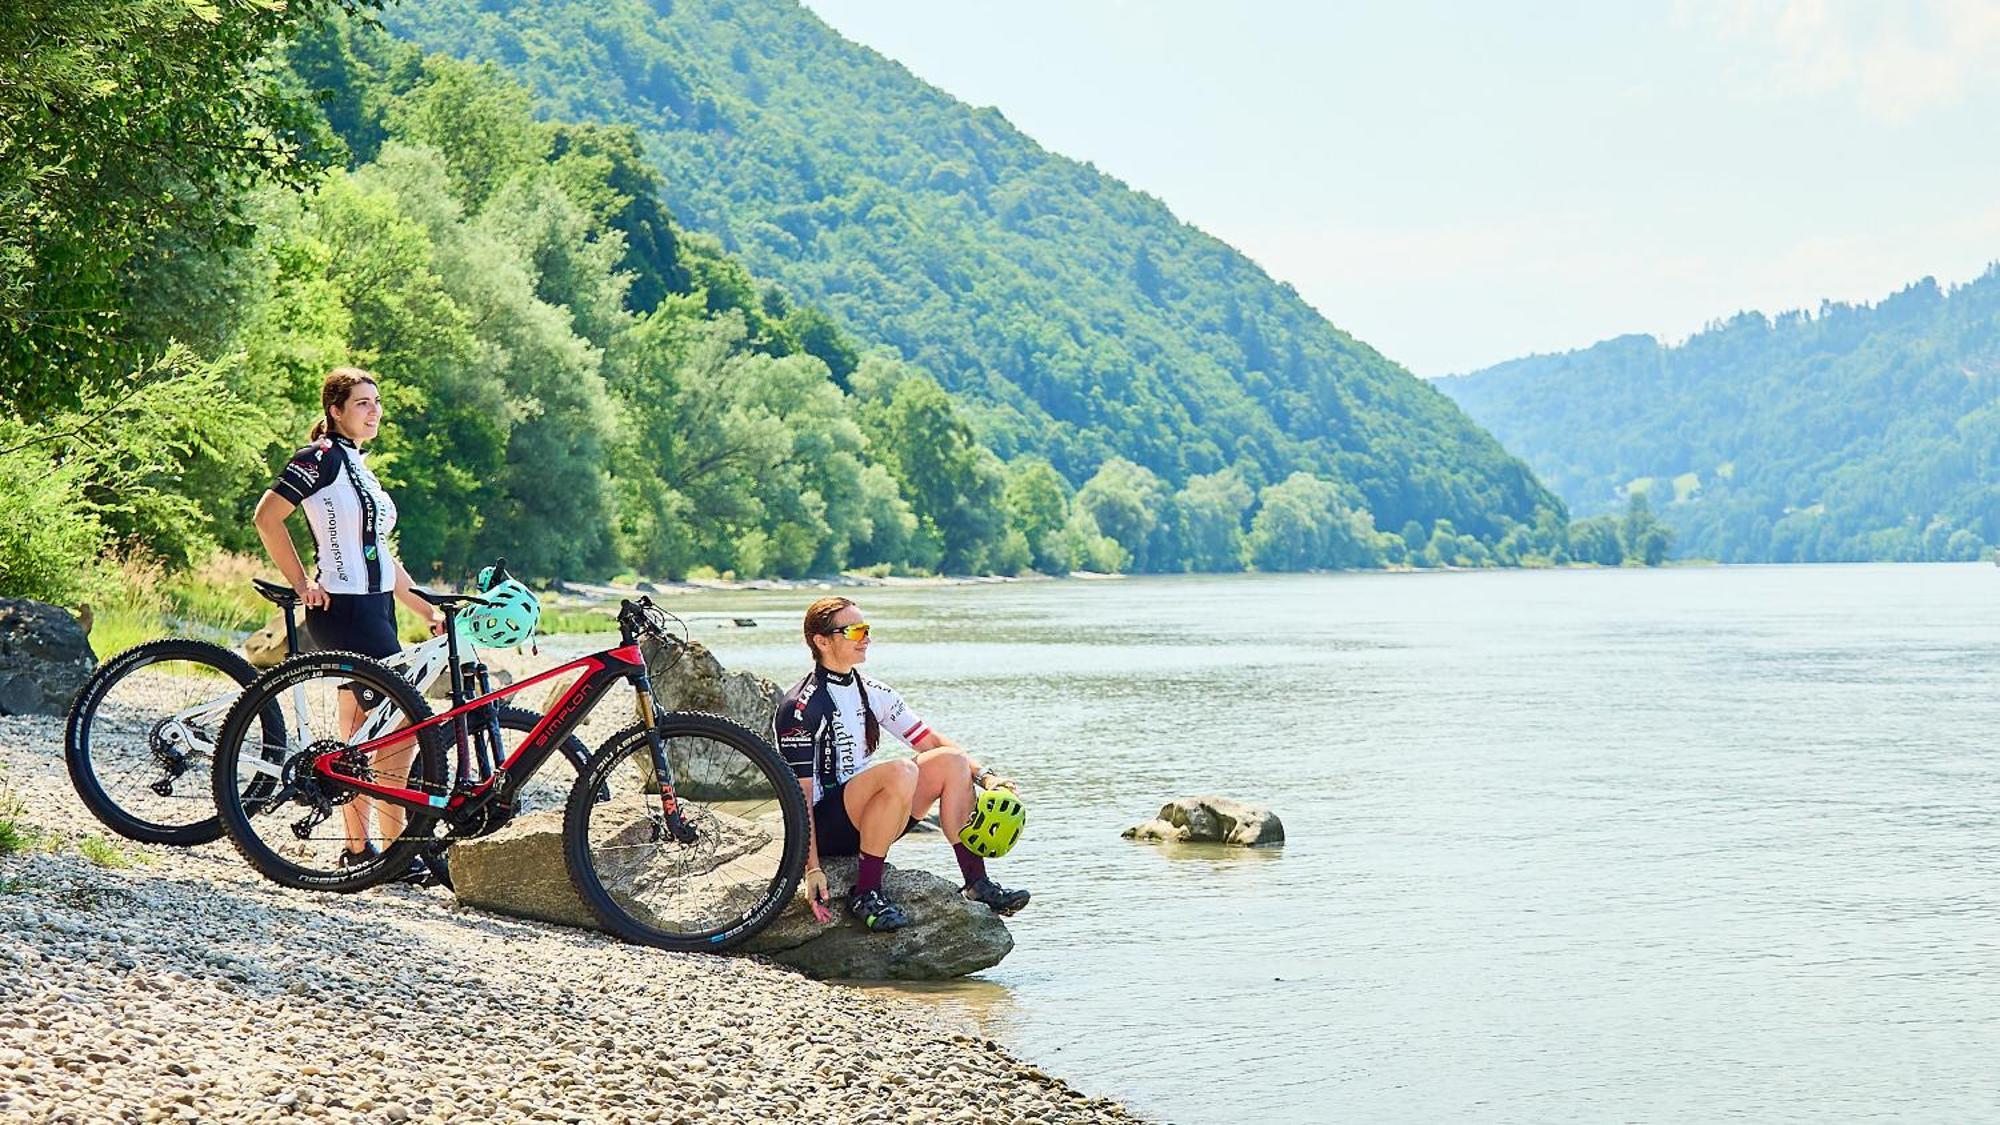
[0,598,95,716]
[643,634,781,733]
[450,802,792,933]
[449,816,1011,979]
[744,856,1013,981]
[450,809,596,929]
[642,635,783,798]
[1123,796,1284,847]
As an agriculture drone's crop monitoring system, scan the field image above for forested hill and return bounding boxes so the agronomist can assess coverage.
[1436,272,2000,563]
[378,0,1559,544]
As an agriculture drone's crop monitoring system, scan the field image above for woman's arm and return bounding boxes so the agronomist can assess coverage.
[392,561,445,636]
[252,491,326,609]
[798,777,829,911]
[912,729,1018,792]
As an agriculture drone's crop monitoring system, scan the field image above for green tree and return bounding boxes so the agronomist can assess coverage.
[0,350,267,601]
[1176,466,1255,572]
[1076,457,1177,572]
[384,55,548,213]
[1002,458,1072,573]
[1620,493,1673,566]
[856,365,1005,573]
[1246,472,1387,571]
[1057,507,1128,573]
[1567,516,1624,566]
[2,0,378,416]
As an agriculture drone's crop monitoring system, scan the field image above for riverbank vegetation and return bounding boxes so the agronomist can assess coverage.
[1440,273,2000,563]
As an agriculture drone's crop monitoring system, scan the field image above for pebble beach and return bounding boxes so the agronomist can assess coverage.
[0,712,1144,1124]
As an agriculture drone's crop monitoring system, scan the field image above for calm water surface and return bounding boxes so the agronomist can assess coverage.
[628,565,2000,1122]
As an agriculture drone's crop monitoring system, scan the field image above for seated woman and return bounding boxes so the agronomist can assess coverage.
[776,597,1030,932]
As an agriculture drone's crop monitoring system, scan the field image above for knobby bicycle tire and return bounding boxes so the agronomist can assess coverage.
[64,639,280,846]
[210,650,447,893]
[563,712,808,953]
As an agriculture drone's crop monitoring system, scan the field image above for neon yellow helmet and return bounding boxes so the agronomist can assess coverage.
[958,788,1026,858]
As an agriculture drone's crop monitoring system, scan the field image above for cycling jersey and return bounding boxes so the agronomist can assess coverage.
[775,668,933,803]
[271,435,399,595]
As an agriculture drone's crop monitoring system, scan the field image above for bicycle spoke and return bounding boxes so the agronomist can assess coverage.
[212,653,446,890]
[567,717,807,950]
[70,650,246,839]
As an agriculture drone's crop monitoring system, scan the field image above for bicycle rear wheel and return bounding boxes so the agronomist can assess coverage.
[563,713,808,952]
[64,640,281,846]
[211,651,447,892]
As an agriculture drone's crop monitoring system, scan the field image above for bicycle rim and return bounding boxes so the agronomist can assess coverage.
[64,640,268,846]
[564,714,808,952]
[211,651,446,892]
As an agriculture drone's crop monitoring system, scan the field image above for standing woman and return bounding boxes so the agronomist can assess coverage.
[252,368,442,874]
[777,596,1031,932]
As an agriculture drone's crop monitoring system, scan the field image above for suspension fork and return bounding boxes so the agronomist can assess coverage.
[633,670,696,843]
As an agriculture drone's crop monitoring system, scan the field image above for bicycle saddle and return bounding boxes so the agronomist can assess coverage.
[251,579,299,607]
[412,587,493,608]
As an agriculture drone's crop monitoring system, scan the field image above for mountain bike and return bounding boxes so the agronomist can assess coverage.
[65,571,585,847]
[208,594,810,952]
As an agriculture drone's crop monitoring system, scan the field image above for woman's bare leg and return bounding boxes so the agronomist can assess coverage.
[843,759,918,855]
[909,747,975,831]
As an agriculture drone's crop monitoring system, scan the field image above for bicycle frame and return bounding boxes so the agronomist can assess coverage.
[156,631,465,751]
[313,642,663,826]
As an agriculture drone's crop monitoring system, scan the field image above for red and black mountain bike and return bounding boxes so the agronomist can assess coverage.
[208,594,808,952]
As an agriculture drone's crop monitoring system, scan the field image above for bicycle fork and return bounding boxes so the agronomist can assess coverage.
[633,678,697,844]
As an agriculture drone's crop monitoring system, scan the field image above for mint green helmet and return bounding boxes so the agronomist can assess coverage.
[958,788,1026,858]
[461,578,540,648]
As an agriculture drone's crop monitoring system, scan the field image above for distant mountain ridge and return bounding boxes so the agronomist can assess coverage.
[379,0,1559,544]
[1437,271,2000,562]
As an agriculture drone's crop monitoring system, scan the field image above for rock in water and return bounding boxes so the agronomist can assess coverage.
[1122,796,1284,847]
[0,598,95,716]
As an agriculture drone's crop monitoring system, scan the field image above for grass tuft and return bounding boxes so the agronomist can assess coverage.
[75,835,143,869]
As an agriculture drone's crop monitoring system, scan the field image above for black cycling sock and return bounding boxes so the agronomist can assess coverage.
[952,842,987,886]
[855,852,885,895]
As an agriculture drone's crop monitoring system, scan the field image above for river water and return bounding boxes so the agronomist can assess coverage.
[615,564,2000,1122]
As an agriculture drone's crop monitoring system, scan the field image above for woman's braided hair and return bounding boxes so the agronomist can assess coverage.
[803,596,879,753]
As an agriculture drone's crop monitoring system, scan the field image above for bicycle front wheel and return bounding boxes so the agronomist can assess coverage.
[64,639,279,846]
[564,713,808,952]
[211,651,447,892]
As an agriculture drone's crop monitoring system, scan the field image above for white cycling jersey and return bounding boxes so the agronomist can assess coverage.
[775,668,934,803]
[271,434,400,595]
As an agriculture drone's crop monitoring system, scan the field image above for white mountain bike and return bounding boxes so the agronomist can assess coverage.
[64,572,586,847]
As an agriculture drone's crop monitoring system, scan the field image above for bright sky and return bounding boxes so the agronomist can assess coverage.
[801,0,2000,376]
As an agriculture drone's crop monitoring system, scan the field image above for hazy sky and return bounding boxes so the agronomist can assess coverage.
[801,0,2000,376]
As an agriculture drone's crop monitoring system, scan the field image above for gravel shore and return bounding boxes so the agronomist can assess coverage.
[0,712,1144,1124]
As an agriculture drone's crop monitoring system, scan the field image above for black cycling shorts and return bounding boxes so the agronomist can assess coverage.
[304,591,400,659]
[813,778,919,858]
